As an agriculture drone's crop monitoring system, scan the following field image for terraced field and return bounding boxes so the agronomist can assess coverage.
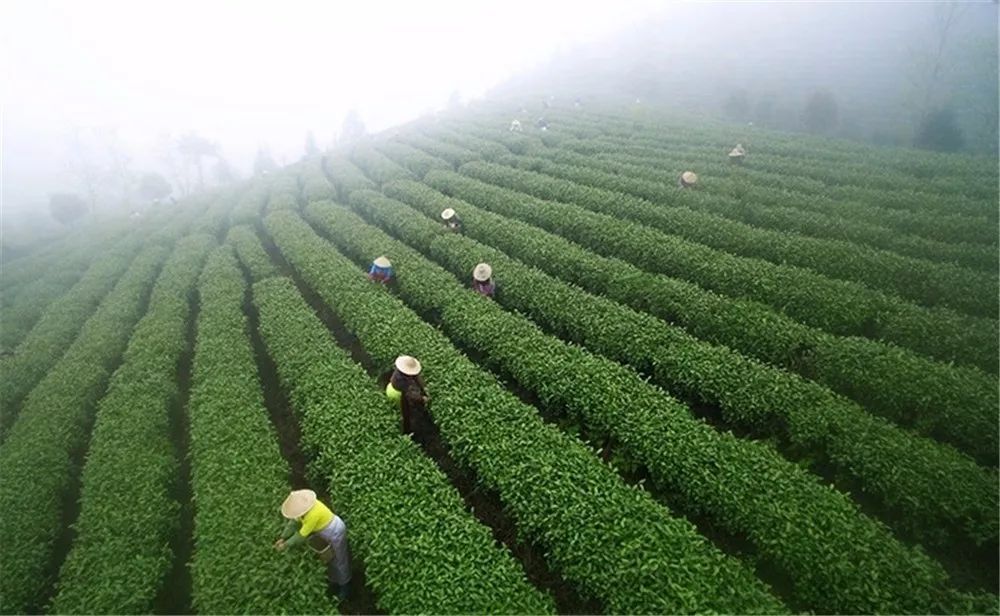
[1,103,996,614]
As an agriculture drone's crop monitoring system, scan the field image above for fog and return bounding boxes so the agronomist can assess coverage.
[2,0,997,230]
[501,2,998,152]
[2,0,659,218]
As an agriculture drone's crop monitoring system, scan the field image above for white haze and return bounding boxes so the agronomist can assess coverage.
[2,0,662,215]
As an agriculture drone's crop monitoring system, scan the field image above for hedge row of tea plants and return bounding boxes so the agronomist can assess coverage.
[0,238,144,440]
[308,198,962,614]
[252,274,554,614]
[477,132,997,271]
[0,245,168,614]
[186,246,333,613]
[380,177,998,465]
[50,234,214,613]
[225,225,279,281]
[348,143,414,185]
[426,165,997,373]
[342,189,997,550]
[262,208,786,614]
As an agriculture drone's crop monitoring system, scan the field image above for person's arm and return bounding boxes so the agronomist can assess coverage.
[275,519,303,551]
[283,532,308,549]
[280,519,300,540]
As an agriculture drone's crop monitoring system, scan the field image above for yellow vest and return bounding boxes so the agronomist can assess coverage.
[298,500,334,537]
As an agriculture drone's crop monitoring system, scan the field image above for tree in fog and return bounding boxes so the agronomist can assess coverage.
[914,107,965,152]
[304,131,320,158]
[65,128,103,214]
[212,156,238,184]
[139,172,172,202]
[176,132,219,190]
[49,193,89,225]
[803,90,839,134]
[254,147,279,175]
[102,128,134,209]
[339,109,367,144]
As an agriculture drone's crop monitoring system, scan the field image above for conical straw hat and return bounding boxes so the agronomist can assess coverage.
[441,208,456,220]
[395,355,422,376]
[281,489,316,519]
[729,148,744,157]
[681,171,698,185]
[373,256,391,268]
[473,263,492,282]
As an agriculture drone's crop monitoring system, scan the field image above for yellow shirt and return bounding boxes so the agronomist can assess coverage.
[298,500,334,537]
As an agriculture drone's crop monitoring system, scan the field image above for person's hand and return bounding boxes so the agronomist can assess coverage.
[274,538,286,551]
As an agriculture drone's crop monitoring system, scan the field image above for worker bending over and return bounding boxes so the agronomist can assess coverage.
[275,489,351,600]
[368,255,394,284]
[509,119,522,132]
[441,208,463,233]
[472,263,496,298]
[678,171,698,189]
[536,117,549,131]
[728,144,747,164]
[386,355,429,435]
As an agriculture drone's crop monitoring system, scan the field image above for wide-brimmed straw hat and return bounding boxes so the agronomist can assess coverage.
[473,263,492,282]
[729,148,745,157]
[395,355,422,376]
[373,256,392,268]
[281,489,317,519]
[681,171,698,185]
[441,208,456,220]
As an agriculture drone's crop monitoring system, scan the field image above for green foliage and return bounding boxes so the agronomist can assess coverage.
[529,141,996,271]
[266,173,300,211]
[187,247,333,613]
[309,198,964,614]
[435,164,997,373]
[225,225,278,282]
[348,144,414,185]
[467,154,997,318]
[51,234,214,613]
[0,239,143,439]
[298,157,336,203]
[0,242,96,353]
[381,178,999,466]
[0,246,168,614]
[253,275,553,614]
[262,209,786,614]
[374,140,452,178]
[228,178,269,227]
[322,155,375,201]
[398,133,479,167]
[343,188,998,551]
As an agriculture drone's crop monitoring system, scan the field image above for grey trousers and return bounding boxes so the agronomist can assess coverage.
[315,515,351,586]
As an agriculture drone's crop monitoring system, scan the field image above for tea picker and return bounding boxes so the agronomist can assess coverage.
[472,262,496,298]
[509,119,523,132]
[274,489,352,600]
[678,171,698,189]
[440,208,463,233]
[728,144,747,164]
[367,255,394,284]
[386,355,429,435]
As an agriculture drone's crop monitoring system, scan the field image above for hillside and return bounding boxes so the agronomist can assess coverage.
[1,101,997,615]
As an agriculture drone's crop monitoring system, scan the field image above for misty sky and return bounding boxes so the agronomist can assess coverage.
[2,0,661,211]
